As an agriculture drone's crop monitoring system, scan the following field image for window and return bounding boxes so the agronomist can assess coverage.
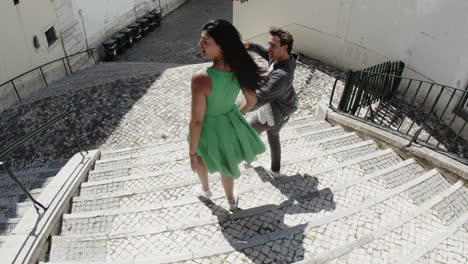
[45,26,57,47]
[33,35,40,49]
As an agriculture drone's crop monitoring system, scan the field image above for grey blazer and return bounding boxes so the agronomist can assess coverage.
[248,42,298,127]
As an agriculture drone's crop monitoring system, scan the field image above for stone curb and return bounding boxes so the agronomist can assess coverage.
[316,102,468,180]
[0,150,100,264]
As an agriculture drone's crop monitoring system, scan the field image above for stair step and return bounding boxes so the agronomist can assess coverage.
[94,120,333,170]
[98,118,331,161]
[85,133,362,196]
[0,177,54,198]
[16,62,178,107]
[0,168,59,187]
[72,141,381,212]
[397,212,468,264]
[88,126,350,182]
[48,169,449,262]
[62,159,423,236]
[0,188,43,205]
[302,179,465,264]
[0,235,8,248]
[62,149,401,236]
[0,202,34,219]
[0,217,20,236]
[139,171,453,263]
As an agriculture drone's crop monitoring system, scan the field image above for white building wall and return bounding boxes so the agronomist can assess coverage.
[73,0,186,58]
[0,0,66,111]
[0,0,65,83]
[234,0,468,138]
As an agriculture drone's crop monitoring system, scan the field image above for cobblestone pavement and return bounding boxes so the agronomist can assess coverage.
[115,0,232,64]
[1,1,467,263]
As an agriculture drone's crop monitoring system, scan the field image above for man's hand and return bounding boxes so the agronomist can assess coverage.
[242,41,250,49]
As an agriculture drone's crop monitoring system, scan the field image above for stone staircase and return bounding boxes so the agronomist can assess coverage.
[0,162,65,248]
[41,115,467,263]
[13,61,182,108]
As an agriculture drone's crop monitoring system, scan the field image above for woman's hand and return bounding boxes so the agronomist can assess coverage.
[190,154,200,173]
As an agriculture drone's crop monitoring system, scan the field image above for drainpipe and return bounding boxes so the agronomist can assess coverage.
[78,9,90,51]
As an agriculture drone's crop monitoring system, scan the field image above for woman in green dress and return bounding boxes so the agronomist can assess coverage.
[189,19,265,211]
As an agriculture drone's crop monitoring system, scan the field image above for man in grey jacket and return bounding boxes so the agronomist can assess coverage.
[243,27,298,175]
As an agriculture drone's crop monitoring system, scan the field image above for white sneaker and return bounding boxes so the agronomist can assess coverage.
[195,185,212,199]
[228,193,239,211]
[268,170,281,178]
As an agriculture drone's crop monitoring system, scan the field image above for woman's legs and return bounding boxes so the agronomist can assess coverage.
[196,155,210,191]
[220,173,235,203]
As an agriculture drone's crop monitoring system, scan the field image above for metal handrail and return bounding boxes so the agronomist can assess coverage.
[0,104,77,212]
[330,68,467,164]
[0,49,96,101]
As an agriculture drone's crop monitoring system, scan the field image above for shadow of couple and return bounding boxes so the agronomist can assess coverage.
[197,166,336,263]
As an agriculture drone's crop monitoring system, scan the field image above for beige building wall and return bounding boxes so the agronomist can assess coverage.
[74,0,186,59]
[0,0,65,84]
[0,0,67,112]
[234,0,468,138]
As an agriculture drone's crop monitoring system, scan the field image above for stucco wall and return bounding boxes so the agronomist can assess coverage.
[0,0,67,112]
[0,0,65,84]
[234,0,467,138]
[74,0,186,59]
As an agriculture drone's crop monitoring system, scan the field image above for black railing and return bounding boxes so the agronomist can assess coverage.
[0,105,85,212]
[0,49,96,102]
[330,62,468,164]
[336,61,405,117]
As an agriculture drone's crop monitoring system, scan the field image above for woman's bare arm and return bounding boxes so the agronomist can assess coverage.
[239,88,257,115]
[189,71,211,158]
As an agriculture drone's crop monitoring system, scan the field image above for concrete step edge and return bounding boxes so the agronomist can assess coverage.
[95,130,353,168]
[66,148,395,218]
[63,159,420,237]
[90,127,355,175]
[0,177,55,196]
[0,217,21,224]
[99,118,327,157]
[394,210,468,264]
[298,177,465,264]
[79,140,376,200]
[51,169,442,263]
[89,132,359,185]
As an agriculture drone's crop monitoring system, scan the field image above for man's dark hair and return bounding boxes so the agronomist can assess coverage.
[269,27,294,54]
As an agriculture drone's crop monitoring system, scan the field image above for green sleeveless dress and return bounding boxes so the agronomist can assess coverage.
[194,67,265,178]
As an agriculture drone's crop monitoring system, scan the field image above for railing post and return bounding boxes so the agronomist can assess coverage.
[39,67,48,87]
[0,161,47,212]
[62,58,69,76]
[406,125,424,148]
[330,77,340,107]
[66,55,73,74]
[89,49,96,65]
[11,80,22,101]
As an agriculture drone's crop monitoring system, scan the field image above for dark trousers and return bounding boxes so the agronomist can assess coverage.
[250,115,287,172]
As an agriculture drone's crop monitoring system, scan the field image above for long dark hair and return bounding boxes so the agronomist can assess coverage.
[203,19,264,92]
